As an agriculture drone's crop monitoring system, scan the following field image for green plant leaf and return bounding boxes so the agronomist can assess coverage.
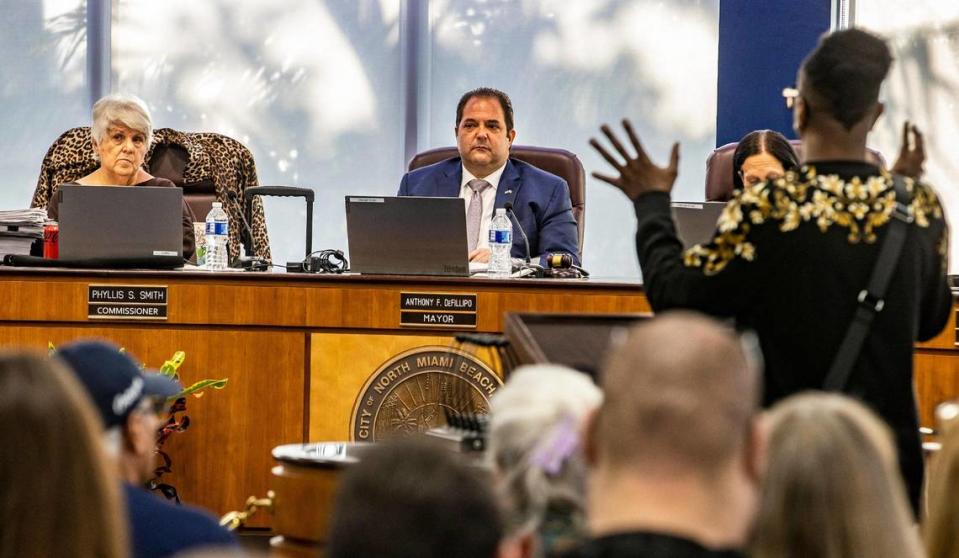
[176,378,229,400]
[160,351,186,378]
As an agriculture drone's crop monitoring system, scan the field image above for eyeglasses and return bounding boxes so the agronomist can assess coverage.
[782,87,799,109]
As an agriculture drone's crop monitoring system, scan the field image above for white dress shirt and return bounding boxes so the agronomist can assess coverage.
[460,162,507,251]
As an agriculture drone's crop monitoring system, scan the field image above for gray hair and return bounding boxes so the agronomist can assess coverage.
[90,93,153,146]
[487,364,602,541]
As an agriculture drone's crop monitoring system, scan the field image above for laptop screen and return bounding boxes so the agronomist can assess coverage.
[346,196,469,276]
[58,185,183,262]
[671,201,727,249]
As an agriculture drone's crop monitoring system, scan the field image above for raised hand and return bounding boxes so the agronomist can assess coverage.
[891,121,925,179]
[589,119,680,200]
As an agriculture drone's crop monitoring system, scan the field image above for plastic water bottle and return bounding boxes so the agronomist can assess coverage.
[204,202,229,271]
[488,208,512,278]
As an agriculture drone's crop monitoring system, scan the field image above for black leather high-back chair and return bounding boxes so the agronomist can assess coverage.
[408,145,586,254]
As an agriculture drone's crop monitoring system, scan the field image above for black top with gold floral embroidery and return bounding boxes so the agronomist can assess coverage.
[633,161,951,513]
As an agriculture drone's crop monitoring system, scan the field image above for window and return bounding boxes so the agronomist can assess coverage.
[856,1,959,271]
[3,0,720,278]
[0,0,89,209]
[428,0,719,276]
[114,0,404,265]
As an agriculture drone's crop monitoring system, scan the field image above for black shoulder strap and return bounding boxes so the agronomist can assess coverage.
[823,175,914,391]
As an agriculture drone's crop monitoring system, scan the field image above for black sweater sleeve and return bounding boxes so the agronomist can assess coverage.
[633,191,766,317]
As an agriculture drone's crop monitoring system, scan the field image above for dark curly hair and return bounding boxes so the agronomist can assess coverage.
[799,28,892,130]
[456,87,514,132]
[732,130,800,190]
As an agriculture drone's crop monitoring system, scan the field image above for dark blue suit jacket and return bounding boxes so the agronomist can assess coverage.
[397,157,580,265]
[124,483,237,558]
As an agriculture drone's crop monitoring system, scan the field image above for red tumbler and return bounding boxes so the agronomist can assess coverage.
[43,223,59,259]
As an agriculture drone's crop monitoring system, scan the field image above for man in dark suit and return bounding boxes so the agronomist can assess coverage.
[591,28,950,514]
[398,87,580,266]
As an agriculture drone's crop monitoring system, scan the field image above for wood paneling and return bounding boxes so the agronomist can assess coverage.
[5,267,956,531]
[0,269,650,330]
[915,350,959,429]
[309,333,503,441]
[0,326,305,529]
[0,269,647,530]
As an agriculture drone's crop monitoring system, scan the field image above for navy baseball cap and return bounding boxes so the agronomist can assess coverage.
[57,340,182,429]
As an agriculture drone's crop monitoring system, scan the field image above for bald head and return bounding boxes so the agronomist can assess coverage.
[596,312,760,474]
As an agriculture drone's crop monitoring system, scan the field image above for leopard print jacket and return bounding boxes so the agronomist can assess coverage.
[32,127,272,262]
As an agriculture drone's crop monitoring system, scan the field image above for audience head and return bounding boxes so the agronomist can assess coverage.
[488,364,602,555]
[732,130,800,190]
[925,402,959,558]
[328,439,503,558]
[594,311,761,479]
[455,87,516,178]
[0,351,127,558]
[57,339,180,483]
[795,28,892,134]
[751,392,922,558]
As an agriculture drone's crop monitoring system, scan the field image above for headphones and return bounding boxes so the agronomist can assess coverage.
[302,249,349,273]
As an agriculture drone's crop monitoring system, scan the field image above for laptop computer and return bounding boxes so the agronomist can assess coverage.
[346,196,469,276]
[671,201,727,249]
[57,185,184,267]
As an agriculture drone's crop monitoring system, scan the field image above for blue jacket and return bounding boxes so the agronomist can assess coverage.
[125,483,238,558]
[398,157,580,265]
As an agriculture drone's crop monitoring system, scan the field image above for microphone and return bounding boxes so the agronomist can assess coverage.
[225,191,268,271]
[503,201,531,265]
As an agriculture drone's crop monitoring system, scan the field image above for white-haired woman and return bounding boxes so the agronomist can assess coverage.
[488,364,602,558]
[46,93,196,259]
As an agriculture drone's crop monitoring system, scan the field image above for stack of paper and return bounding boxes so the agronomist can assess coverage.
[0,208,47,257]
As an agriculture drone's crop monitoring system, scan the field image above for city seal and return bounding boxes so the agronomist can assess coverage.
[350,346,502,442]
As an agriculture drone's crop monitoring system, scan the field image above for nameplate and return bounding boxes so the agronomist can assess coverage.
[399,292,477,329]
[88,285,168,321]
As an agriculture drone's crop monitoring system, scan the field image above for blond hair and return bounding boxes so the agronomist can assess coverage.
[0,352,127,558]
[925,406,959,558]
[91,93,153,146]
[752,393,922,558]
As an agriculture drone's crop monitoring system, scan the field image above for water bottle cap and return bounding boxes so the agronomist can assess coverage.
[212,202,222,208]
[495,208,506,215]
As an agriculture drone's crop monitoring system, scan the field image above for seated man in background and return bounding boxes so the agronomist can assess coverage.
[591,27,949,514]
[327,439,504,558]
[560,312,763,558]
[58,340,238,558]
[398,87,580,265]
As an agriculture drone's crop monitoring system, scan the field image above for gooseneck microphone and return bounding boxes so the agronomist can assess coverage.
[225,190,268,271]
[503,201,532,265]
[225,190,257,256]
